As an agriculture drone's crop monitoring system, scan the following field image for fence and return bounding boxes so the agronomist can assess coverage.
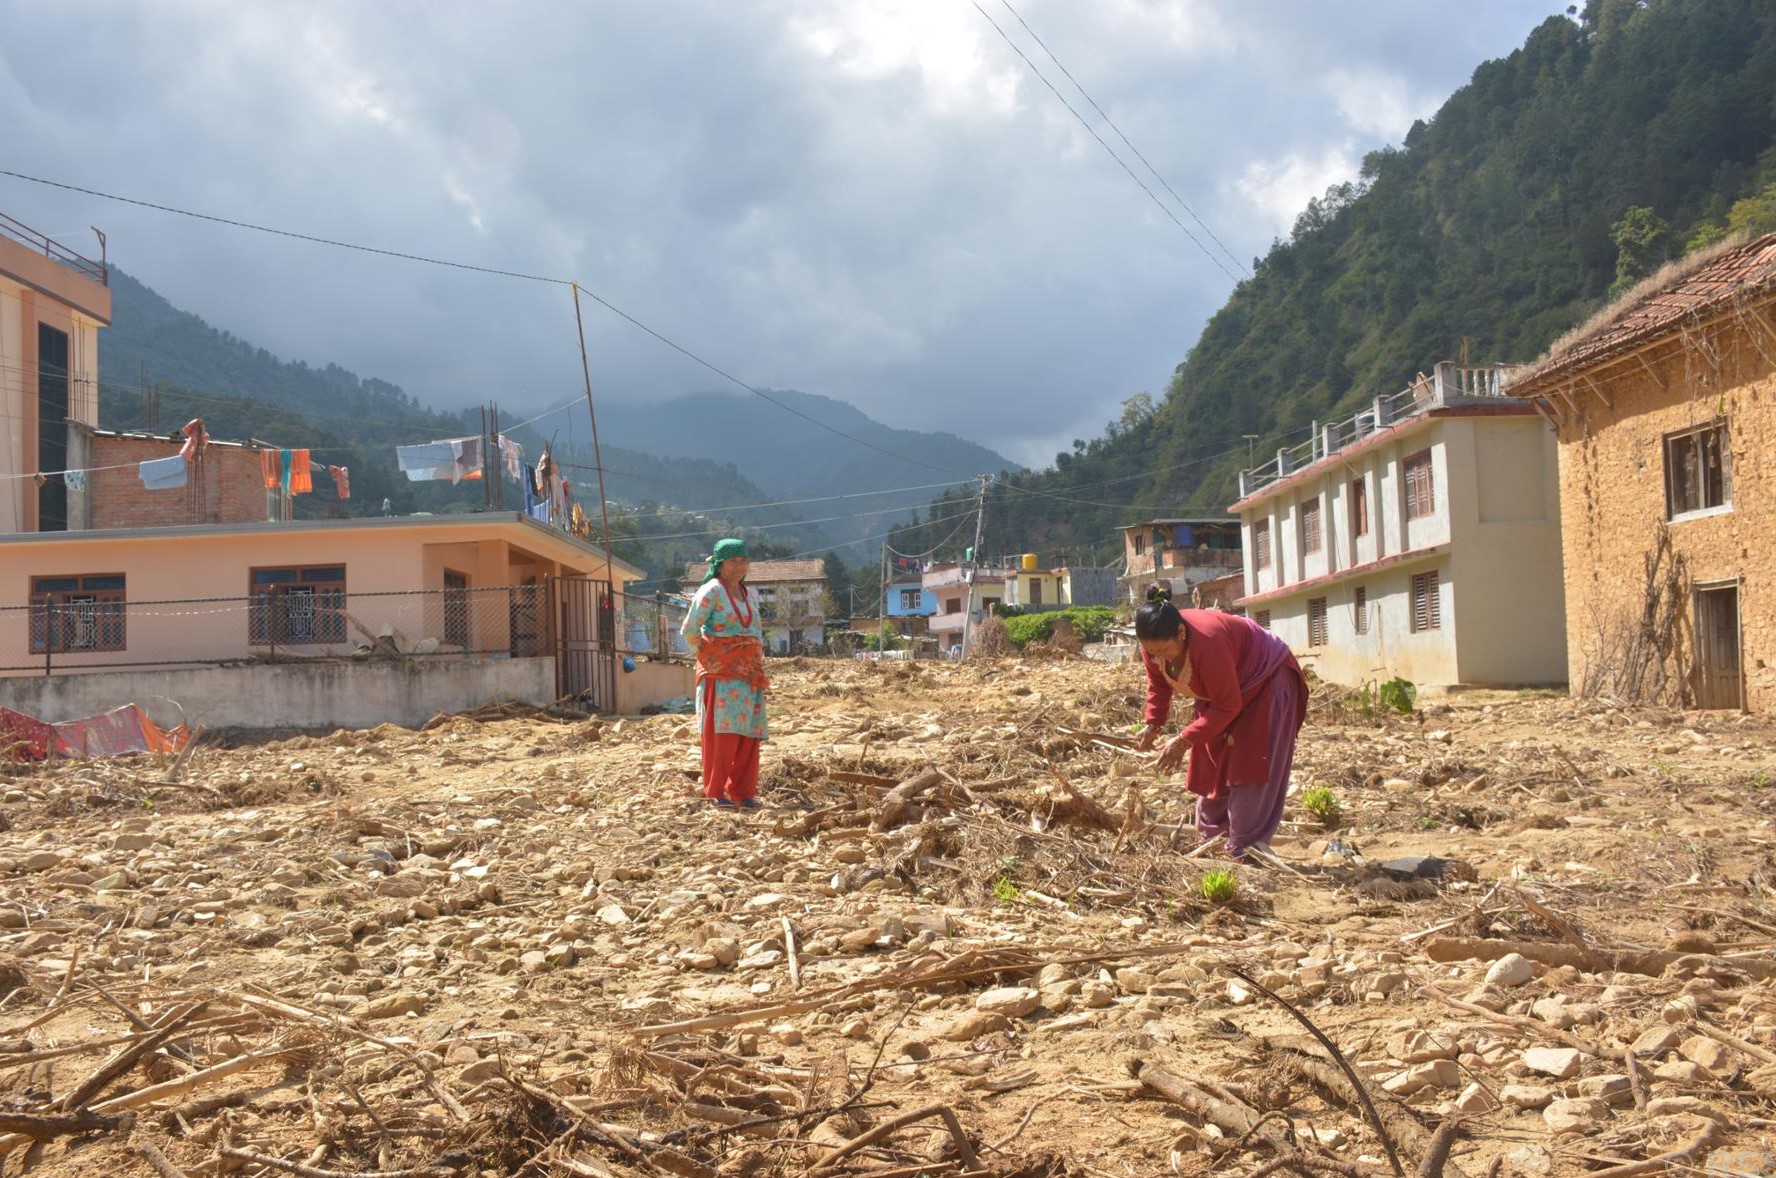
[619,591,693,659]
[0,585,548,676]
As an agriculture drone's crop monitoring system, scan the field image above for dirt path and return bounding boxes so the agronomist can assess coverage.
[1,658,1773,1177]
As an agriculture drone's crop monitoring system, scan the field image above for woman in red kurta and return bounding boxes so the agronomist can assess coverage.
[1133,585,1307,860]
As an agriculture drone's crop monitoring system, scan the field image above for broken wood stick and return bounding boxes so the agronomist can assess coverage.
[1421,935,1776,981]
[217,1147,457,1178]
[1581,1116,1718,1178]
[872,768,947,831]
[1422,984,1604,1058]
[811,1103,982,1174]
[1128,1060,1270,1145]
[57,998,205,1111]
[134,1138,191,1178]
[782,914,802,990]
[1266,1043,1467,1178]
[0,1108,129,1138]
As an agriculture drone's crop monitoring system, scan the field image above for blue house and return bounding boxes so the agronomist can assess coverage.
[885,573,935,631]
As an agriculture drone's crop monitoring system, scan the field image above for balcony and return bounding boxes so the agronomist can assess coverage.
[1237,361,1518,499]
[0,213,107,285]
[928,612,967,634]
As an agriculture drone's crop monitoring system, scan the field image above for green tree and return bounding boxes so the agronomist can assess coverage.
[1610,206,1671,298]
[1726,182,1776,237]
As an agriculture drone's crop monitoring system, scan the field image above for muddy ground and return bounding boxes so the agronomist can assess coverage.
[2,656,1774,1178]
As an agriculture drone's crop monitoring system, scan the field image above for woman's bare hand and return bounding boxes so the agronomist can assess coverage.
[1155,736,1187,773]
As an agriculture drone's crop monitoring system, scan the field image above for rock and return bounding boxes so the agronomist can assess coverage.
[357,992,427,1019]
[1114,968,1155,994]
[1543,1097,1608,1134]
[1507,1144,1555,1175]
[1645,1095,1731,1120]
[1522,1046,1583,1079]
[459,1059,503,1084]
[976,986,1041,1017]
[1454,1082,1497,1112]
[597,904,630,925]
[1037,963,1072,987]
[1381,1059,1461,1094]
[1652,1059,1706,1083]
[1677,1035,1735,1076]
[1462,983,1510,1012]
[1501,1084,1557,1110]
[1388,1029,1458,1064]
[20,851,61,872]
[521,950,551,972]
[1080,980,1115,1008]
[705,938,739,967]
[942,1011,1010,1041]
[1630,1024,1684,1059]
[1486,953,1535,987]
[770,1023,803,1046]
[1575,1074,1632,1106]
[1225,979,1257,1005]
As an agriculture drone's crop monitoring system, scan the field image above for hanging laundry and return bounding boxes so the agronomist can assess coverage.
[397,441,456,480]
[261,450,281,490]
[178,418,208,463]
[450,437,484,484]
[534,448,555,495]
[326,465,350,499]
[62,469,87,493]
[570,502,591,540]
[139,454,188,490]
[499,436,524,481]
[527,499,552,524]
[288,449,313,495]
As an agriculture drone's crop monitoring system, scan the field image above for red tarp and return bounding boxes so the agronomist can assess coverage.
[1,704,189,761]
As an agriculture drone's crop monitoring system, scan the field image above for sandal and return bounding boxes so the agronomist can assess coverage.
[738,798,764,809]
[711,798,736,808]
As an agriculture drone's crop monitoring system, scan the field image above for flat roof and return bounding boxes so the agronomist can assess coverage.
[0,512,644,579]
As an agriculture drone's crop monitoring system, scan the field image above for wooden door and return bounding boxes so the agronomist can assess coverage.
[1693,584,1743,710]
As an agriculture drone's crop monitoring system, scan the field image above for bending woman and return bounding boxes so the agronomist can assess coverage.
[679,538,769,808]
[1133,585,1307,859]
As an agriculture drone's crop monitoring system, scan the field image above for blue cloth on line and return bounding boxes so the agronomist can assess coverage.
[62,469,87,492]
[139,455,188,490]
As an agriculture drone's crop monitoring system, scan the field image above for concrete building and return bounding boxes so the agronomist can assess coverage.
[1230,361,1565,689]
[1117,518,1243,605]
[923,564,1004,656]
[884,572,936,637]
[1506,235,1776,710]
[0,213,110,534]
[999,559,1063,610]
[1056,566,1118,607]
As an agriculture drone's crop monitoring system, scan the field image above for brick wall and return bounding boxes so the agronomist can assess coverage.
[1552,314,1776,711]
[89,436,283,529]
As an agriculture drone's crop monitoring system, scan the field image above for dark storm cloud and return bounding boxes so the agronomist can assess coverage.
[0,1,1568,468]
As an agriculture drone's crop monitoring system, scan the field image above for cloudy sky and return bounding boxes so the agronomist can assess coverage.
[0,0,1569,468]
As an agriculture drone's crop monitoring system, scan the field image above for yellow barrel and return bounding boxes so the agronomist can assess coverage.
[1021,553,1039,570]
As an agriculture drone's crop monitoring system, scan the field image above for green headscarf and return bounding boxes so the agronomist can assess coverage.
[704,537,749,582]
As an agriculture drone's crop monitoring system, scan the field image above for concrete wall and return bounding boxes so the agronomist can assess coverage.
[0,656,556,730]
[614,659,694,715]
[1547,319,1776,709]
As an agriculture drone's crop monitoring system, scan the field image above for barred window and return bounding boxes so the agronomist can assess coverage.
[1255,609,1272,630]
[1411,570,1442,632]
[30,574,126,653]
[1404,450,1435,520]
[1307,597,1328,647]
[1351,477,1369,538]
[1354,586,1369,636]
[443,571,471,649]
[249,565,346,645]
[1253,519,1272,570]
[1301,497,1322,555]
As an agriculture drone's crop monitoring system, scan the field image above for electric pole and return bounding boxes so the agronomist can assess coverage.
[960,474,990,659]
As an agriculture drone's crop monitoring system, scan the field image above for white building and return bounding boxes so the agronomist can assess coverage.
[682,558,829,654]
[1230,361,1566,688]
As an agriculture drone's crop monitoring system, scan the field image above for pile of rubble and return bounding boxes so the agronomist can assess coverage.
[1,658,1773,1176]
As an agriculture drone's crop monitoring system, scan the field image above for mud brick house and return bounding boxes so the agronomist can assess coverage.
[1507,234,1776,710]
[1231,361,1566,689]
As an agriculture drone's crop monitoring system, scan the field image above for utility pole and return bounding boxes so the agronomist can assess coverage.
[1242,434,1260,468]
[960,474,989,659]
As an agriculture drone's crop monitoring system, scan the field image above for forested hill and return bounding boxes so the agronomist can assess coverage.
[893,0,1776,566]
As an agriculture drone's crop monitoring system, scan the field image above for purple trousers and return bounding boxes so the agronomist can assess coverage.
[1195,668,1303,857]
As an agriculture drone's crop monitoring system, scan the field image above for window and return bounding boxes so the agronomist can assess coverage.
[899,589,921,610]
[1404,450,1435,520]
[1028,578,1043,605]
[1411,570,1441,632]
[1307,597,1328,647]
[1353,586,1369,636]
[249,565,346,644]
[1301,497,1322,555]
[1351,477,1369,538]
[30,574,126,653]
[944,598,963,614]
[443,571,470,649]
[1665,420,1732,517]
[1253,519,1272,570]
[1255,609,1272,629]
[1133,532,1146,556]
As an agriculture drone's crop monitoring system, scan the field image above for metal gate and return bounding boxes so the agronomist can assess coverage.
[551,576,616,711]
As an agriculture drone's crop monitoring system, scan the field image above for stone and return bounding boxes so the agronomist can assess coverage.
[1225,979,1256,1005]
[1486,953,1535,987]
[1114,968,1155,994]
[1677,1035,1735,1076]
[1080,980,1115,1009]
[357,992,427,1019]
[705,938,739,967]
[1574,1074,1632,1106]
[1629,1024,1684,1059]
[1501,1084,1556,1110]
[1507,1144,1554,1175]
[770,1024,803,1046]
[943,1011,1010,1041]
[975,986,1041,1017]
[1454,1082,1497,1113]
[20,851,61,872]
[1652,1059,1706,1083]
[1522,1046,1583,1079]
[1543,1097,1608,1134]
[1531,998,1576,1029]
[597,904,630,925]
[1381,1059,1461,1094]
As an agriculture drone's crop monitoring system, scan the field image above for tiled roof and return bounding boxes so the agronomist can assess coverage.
[681,558,827,584]
[1512,234,1776,395]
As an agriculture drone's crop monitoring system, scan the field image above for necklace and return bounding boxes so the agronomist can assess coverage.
[721,582,754,628]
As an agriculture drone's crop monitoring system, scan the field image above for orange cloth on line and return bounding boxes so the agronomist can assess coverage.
[695,634,768,693]
[261,450,280,490]
[289,450,313,495]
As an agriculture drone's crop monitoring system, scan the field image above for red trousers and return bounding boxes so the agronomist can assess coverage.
[700,682,760,802]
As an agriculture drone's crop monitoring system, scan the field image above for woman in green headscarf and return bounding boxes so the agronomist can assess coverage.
[679,539,769,807]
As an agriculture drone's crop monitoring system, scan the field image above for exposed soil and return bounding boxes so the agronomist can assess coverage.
[1,657,1774,1177]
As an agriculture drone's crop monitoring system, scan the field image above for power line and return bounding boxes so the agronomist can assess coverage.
[995,0,1250,278]
[967,2,1243,284]
[0,168,976,479]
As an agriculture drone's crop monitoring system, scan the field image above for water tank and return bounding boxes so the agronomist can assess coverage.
[1021,553,1039,571]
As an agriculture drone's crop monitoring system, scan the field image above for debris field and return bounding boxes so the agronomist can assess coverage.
[2,656,1775,1178]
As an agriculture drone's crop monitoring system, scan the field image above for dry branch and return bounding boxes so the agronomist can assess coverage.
[1422,935,1776,981]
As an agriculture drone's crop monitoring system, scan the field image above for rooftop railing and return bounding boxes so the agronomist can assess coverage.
[0,214,108,286]
[1237,361,1518,499]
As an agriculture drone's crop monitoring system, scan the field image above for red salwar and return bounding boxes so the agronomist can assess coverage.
[700,679,761,802]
